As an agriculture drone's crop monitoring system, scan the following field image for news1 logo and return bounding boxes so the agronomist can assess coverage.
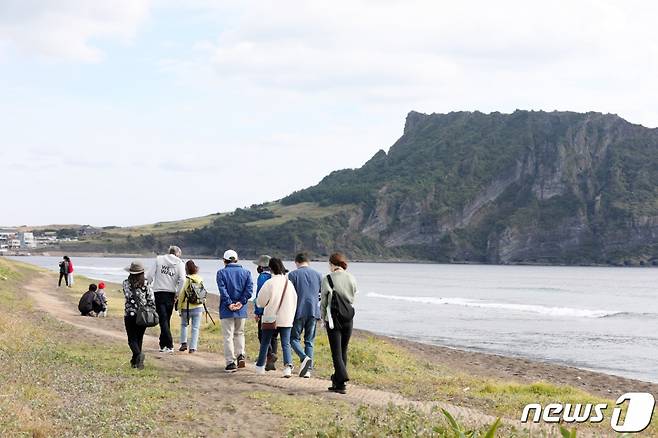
[521,392,655,433]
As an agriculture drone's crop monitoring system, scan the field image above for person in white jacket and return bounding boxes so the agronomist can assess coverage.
[254,257,297,377]
[147,246,185,353]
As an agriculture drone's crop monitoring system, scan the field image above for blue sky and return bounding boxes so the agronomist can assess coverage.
[2,0,658,226]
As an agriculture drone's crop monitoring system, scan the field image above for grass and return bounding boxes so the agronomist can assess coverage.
[243,202,357,228]
[84,202,354,241]
[0,259,195,437]
[103,213,223,237]
[248,391,504,437]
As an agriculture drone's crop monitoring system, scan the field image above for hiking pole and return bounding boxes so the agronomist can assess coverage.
[204,303,216,325]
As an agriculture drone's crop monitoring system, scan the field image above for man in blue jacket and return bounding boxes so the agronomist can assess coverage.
[217,249,253,373]
[288,252,322,378]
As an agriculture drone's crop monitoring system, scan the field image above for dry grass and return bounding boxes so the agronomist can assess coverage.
[0,260,196,437]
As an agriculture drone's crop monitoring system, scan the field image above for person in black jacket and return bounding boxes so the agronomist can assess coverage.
[58,256,70,287]
[78,284,103,316]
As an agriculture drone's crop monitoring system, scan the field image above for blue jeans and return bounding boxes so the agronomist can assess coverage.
[291,317,317,365]
[257,327,292,367]
[180,307,203,350]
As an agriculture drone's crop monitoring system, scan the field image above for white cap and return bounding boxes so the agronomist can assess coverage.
[223,249,238,261]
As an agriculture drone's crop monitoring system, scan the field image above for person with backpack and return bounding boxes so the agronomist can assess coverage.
[254,257,298,377]
[217,249,253,373]
[78,283,103,316]
[123,261,156,370]
[288,252,322,378]
[58,256,70,287]
[253,255,279,370]
[178,260,210,354]
[147,246,186,353]
[321,252,357,394]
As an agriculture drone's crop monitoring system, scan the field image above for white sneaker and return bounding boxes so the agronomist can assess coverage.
[303,370,311,378]
[165,347,174,354]
[299,356,312,377]
[159,347,166,353]
[283,365,293,378]
[254,365,266,375]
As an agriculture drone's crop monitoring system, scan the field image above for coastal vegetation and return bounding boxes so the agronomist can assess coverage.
[51,110,657,266]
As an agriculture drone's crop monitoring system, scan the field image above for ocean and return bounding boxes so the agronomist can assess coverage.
[12,255,658,383]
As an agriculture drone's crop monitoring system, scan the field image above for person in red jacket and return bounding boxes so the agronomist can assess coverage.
[67,256,74,287]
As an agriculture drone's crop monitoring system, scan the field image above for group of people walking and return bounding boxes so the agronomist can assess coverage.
[120,246,358,393]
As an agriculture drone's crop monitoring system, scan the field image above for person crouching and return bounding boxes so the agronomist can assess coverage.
[78,284,103,317]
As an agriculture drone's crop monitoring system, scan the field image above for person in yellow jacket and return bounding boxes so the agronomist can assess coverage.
[178,260,205,353]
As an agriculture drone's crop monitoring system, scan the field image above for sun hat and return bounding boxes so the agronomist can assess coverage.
[98,282,106,289]
[253,255,271,267]
[223,249,238,262]
[124,261,145,274]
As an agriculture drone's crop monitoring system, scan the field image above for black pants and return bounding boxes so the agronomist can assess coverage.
[155,292,175,349]
[257,317,279,355]
[58,272,69,287]
[125,315,147,363]
[326,318,353,387]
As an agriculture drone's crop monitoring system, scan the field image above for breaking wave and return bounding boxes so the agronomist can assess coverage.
[367,292,631,318]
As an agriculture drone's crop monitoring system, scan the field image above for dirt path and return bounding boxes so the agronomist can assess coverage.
[25,271,581,437]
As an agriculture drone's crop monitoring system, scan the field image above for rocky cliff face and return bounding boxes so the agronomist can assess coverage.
[283,110,658,265]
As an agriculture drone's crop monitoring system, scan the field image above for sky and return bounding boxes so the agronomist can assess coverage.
[2,0,658,227]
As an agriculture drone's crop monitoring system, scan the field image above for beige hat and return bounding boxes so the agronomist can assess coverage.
[124,261,145,274]
[253,255,271,267]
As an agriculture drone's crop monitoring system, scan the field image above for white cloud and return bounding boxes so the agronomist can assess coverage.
[160,0,658,125]
[0,0,150,61]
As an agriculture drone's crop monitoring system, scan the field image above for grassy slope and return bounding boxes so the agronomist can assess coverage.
[243,202,357,228]
[0,260,185,437]
[92,202,347,239]
[105,214,223,237]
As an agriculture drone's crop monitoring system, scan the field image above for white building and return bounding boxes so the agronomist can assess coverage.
[19,232,37,249]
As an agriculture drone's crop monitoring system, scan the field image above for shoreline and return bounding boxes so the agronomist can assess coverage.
[373,332,658,398]
[203,293,658,397]
[18,250,658,268]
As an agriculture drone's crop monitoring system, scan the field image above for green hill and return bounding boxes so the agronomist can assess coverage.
[68,110,658,265]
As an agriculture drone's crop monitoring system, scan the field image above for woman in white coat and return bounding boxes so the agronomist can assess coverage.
[254,257,297,377]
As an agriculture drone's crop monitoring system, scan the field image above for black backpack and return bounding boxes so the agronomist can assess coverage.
[327,274,355,326]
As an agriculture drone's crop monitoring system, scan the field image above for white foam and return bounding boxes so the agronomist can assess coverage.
[367,292,622,318]
[75,266,127,271]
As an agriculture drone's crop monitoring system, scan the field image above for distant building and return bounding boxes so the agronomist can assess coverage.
[19,232,37,249]
[79,225,100,236]
[0,231,17,242]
